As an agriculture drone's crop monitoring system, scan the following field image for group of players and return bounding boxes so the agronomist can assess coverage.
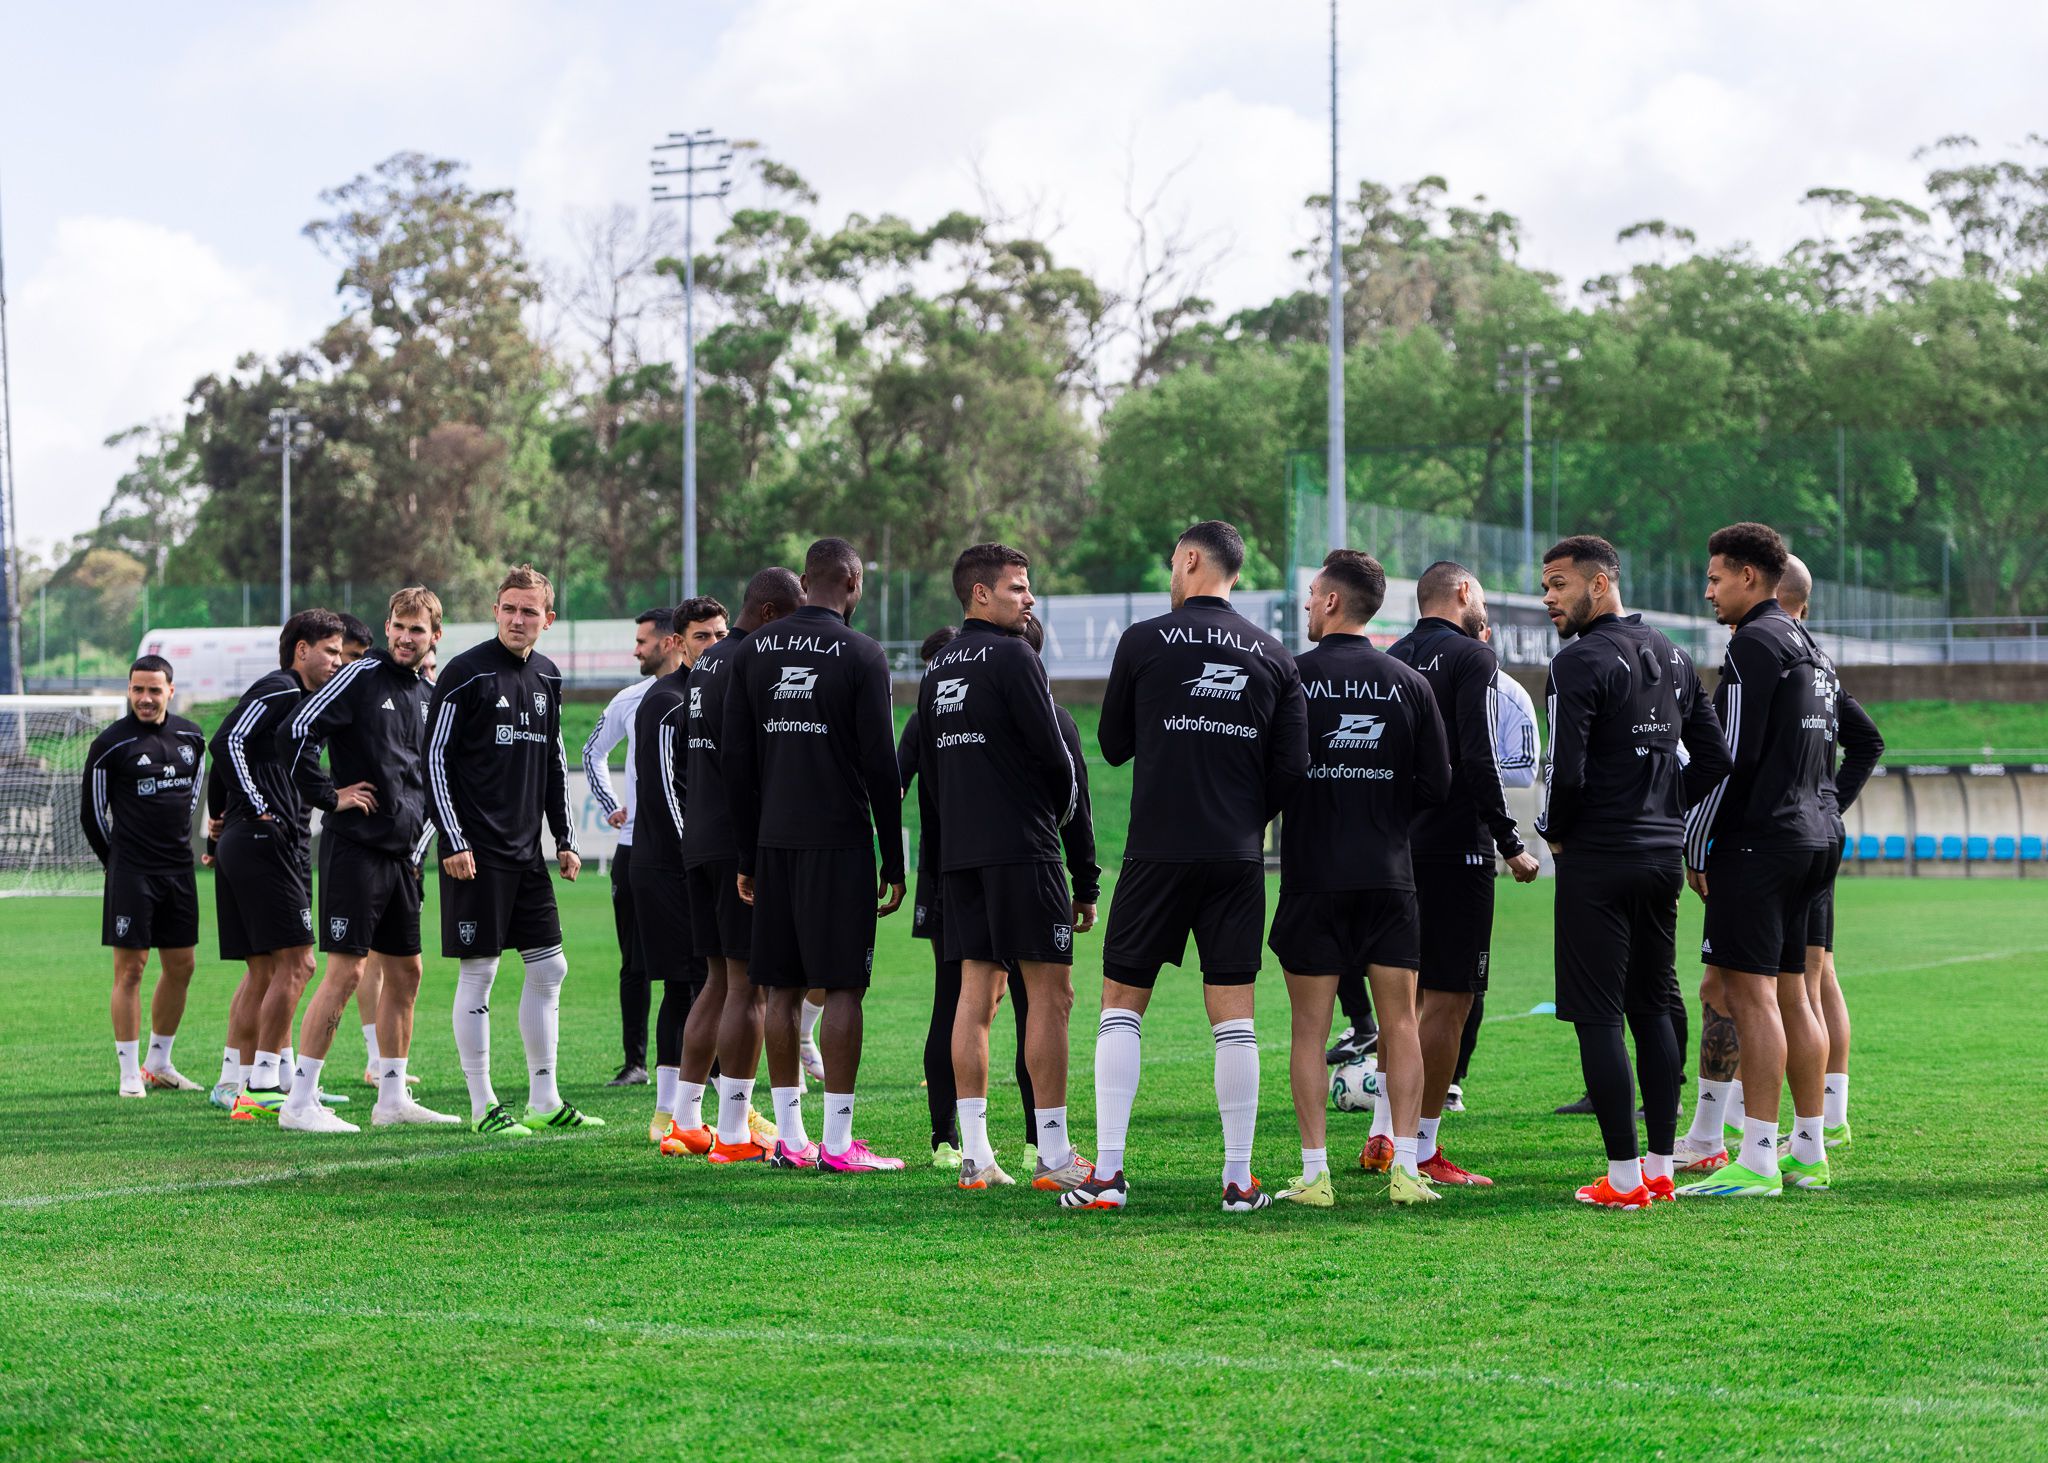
[82,514,1876,1209]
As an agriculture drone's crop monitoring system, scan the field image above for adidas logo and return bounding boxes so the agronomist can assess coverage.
[136,755,152,765]
[1701,938,1713,954]
[381,697,395,710]
[496,695,511,707]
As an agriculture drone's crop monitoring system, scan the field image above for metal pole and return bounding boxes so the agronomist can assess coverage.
[1521,369,1535,592]
[0,172,22,696]
[682,185,698,599]
[1324,0,1346,556]
[280,431,292,620]
[1836,426,1847,594]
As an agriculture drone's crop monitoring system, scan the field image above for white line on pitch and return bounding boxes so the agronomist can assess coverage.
[0,1145,520,1210]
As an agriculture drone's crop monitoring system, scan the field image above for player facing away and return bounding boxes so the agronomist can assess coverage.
[212,609,347,1118]
[721,539,907,1171]
[1271,551,1450,1209]
[428,564,597,1138]
[1383,563,1541,1185]
[670,568,803,1160]
[275,587,457,1133]
[1677,523,1837,1198]
[81,655,209,1096]
[584,607,679,1089]
[1061,520,1309,1214]
[915,544,1092,1193]
[1535,537,1731,1208]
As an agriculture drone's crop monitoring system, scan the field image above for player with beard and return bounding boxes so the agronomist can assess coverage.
[1535,537,1730,1207]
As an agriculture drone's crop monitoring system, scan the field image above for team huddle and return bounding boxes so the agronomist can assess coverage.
[82,516,1876,1209]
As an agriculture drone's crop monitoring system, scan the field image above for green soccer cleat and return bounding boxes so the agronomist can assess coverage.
[523,1102,604,1130]
[1277,1171,1335,1208]
[1778,1153,1832,1190]
[472,1103,533,1139]
[1823,1121,1852,1150]
[1388,1167,1440,1205]
[1675,1161,1782,1198]
[1723,1123,1743,1147]
[931,1142,963,1170]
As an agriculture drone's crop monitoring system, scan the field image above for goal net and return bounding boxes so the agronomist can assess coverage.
[0,695,130,897]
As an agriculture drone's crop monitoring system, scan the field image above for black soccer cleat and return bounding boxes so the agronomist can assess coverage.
[1326,1025,1379,1066]
[607,1065,649,1087]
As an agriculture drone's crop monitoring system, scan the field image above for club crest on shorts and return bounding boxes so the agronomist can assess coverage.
[774,666,819,699]
[865,947,874,974]
[299,908,313,931]
[914,904,926,928]
[114,915,131,938]
[459,921,478,946]
[329,916,350,943]
[1053,923,1072,952]
[1183,662,1249,699]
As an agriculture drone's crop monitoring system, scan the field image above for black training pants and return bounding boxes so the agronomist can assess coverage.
[922,951,1036,1150]
[612,844,649,1068]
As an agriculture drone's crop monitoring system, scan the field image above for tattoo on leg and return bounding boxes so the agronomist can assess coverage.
[1700,1000,1740,1082]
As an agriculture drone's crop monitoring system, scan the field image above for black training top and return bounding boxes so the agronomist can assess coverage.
[633,667,691,869]
[1098,595,1307,864]
[1786,619,1885,817]
[720,605,904,883]
[211,669,313,844]
[425,636,576,869]
[1385,617,1526,862]
[680,631,745,868]
[282,649,432,860]
[1683,598,1835,869]
[1536,613,1731,858]
[1281,633,1450,892]
[80,712,206,872]
[915,618,1078,872]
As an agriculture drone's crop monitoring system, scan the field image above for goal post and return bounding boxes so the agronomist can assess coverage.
[0,694,130,896]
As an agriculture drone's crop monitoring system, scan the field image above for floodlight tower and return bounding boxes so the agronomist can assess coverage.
[651,129,733,600]
[261,407,315,621]
[1497,345,1560,593]
[0,174,21,694]
[1325,0,1346,557]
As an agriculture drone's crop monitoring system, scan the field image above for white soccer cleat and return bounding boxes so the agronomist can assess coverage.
[371,1097,461,1127]
[799,1042,827,1084]
[142,1064,202,1092]
[117,1074,147,1099]
[365,1067,421,1088]
[280,1102,361,1134]
[1674,1134,1730,1174]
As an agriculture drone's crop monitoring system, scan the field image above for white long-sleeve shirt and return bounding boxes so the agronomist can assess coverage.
[1491,672,1540,790]
[584,677,654,845]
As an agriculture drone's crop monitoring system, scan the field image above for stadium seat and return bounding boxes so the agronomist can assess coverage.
[1858,834,1881,861]
[1914,835,1936,860]
[1885,835,1906,861]
[1940,836,1963,861]
[1994,836,2016,861]
[2023,836,2043,862]
[1842,834,1855,861]
[1967,836,1989,861]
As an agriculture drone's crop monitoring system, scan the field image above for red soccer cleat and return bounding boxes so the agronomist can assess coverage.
[707,1138,768,1164]
[1575,1175,1654,1210]
[660,1123,714,1157]
[1645,1174,1678,1203]
[1418,1149,1494,1187]
[1359,1135,1395,1173]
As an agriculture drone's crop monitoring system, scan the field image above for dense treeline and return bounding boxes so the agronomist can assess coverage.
[53,136,2048,617]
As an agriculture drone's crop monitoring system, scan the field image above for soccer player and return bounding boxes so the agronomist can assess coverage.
[1676,523,1837,1197]
[721,540,906,1170]
[904,624,966,1163]
[1384,563,1540,1186]
[1271,551,1449,1208]
[428,564,597,1138]
[633,596,740,1145]
[212,609,348,1118]
[1061,520,1308,1214]
[81,655,208,1096]
[670,568,803,1159]
[584,607,685,1088]
[916,544,1092,1193]
[1534,537,1730,1208]
[277,587,457,1132]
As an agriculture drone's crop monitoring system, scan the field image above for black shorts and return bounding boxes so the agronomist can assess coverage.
[1553,856,1683,1026]
[318,836,422,957]
[1700,844,1836,976]
[439,858,561,960]
[941,861,1074,966]
[685,859,753,962]
[611,843,644,979]
[1415,857,1496,994]
[748,846,877,991]
[1804,840,1843,953]
[1267,888,1420,978]
[103,865,198,950]
[910,869,942,944]
[215,821,313,960]
[631,857,706,983]
[1101,859,1264,988]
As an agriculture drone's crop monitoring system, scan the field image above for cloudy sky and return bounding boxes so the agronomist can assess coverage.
[5,0,2043,558]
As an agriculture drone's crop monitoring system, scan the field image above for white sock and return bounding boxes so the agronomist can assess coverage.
[1644,1152,1673,1183]
[1300,1146,1329,1182]
[1686,1079,1731,1144]
[1368,1084,1394,1141]
[678,1080,706,1129]
[654,1066,679,1120]
[115,1040,141,1085]
[362,1023,382,1069]
[454,957,500,1120]
[278,1045,296,1094]
[800,997,825,1046]
[1726,1078,1747,1130]
[715,1074,754,1144]
[1093,1009,1142,1177]
[1034,1106,1072,1170]
[285,1054,325,1113]
[1788,1113,1826,1165]
[1608,1156,1644,1191]
[1741,1116,1779,1175]
[379,1058,409,1109]
[1393,1135,1420,1177]
[823,1091,855,1154]
[251,1050,282,1090]
[517,945,568,1114]
[958,1098,993,1166]
[1417,1114,1442,1163]
[1212,1018,1258,1189]
[217,1045,240,1087]
[772,1084,807,1148]
[1823,1072,1849,1129]
[145,1032,175,1072]
[240,1061,255,1087]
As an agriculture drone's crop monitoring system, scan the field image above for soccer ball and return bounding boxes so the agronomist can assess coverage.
[1330,1058,1381,1113]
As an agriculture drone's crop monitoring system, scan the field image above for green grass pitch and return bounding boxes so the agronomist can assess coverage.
[2,873,2044,1460]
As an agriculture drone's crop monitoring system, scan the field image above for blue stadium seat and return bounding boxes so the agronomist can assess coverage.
[1885,835,1907,861]
[1914,835,1936,860]
[1842,834,1855,860]
[1940,836,1963,861]
[2023,836,2043,862]
[1967,836,1989,861]
[1994,836,2016,861]
[1858,835,1881,861]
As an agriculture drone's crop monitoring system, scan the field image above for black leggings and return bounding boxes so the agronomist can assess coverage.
[1573,1009,1681,1161]
[1335,969,1377,1039]
[922,953,1036,1149]
[654,980,699,1069]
